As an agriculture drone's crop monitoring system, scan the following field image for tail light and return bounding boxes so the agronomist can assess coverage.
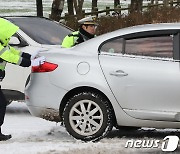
[32,62,58,73]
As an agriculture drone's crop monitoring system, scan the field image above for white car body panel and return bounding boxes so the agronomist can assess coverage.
[99,54,180,118]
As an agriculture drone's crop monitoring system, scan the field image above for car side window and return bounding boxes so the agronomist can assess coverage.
[100,38,123,53]
[125,36,173,58]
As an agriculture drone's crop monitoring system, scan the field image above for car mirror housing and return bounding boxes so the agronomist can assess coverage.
[9,36,28,47]
[9,36,20,46]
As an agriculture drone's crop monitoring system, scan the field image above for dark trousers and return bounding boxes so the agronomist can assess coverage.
[0,86,7,127]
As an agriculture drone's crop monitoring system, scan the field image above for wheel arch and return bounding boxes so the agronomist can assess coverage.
[59,86,117,126]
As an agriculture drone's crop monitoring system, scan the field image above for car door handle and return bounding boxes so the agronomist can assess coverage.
[110,70,128,77]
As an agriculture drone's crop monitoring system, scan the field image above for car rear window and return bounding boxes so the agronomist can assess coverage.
[8,17,72,45]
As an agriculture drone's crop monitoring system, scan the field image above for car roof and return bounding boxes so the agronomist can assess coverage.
[95,23,180,40]
[109,22,180,36]
[73,22,180,53]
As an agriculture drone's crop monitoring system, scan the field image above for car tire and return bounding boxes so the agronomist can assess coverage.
[63,92,113,141]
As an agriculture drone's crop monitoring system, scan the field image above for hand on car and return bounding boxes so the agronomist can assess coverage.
[31,50,41,60]
[31,56,46,66]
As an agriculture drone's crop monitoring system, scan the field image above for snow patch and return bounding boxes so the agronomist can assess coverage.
[1,102,180,153]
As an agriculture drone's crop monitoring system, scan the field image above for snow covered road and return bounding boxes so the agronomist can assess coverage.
[0,114,130,154]
[1,102,180,154]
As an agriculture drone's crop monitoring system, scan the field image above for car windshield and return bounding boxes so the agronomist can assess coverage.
[8,17,72,45]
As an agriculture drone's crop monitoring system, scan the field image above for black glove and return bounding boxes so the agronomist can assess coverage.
[21,52,31,60]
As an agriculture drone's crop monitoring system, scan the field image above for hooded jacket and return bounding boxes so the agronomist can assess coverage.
[0,18,31,80]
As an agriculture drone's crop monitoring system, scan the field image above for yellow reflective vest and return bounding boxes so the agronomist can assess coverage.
[61,31,79,48]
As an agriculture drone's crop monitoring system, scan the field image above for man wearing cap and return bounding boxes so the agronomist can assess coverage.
[61,16,98,48]
[0,17,45,141]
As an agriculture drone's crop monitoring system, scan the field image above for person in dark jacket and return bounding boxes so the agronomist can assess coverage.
[0,17,45,141]
[61,16,98,48]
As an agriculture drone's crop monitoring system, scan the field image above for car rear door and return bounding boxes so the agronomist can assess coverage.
[99,31,180,121]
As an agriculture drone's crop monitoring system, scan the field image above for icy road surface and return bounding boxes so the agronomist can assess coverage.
[0,101,180,154]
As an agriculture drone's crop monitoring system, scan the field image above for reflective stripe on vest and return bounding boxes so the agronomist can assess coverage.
[0,46,9,55]
[0,46,9,71]
[68,31,80,46]
[0,45,21,65]
[0,61,6,71]
[72,31,79,44]
[0,46,8,70]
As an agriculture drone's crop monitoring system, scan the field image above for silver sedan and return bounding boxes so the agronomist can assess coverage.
[25,23,180,141]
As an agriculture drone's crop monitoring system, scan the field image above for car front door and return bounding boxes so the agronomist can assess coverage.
[99,32,180,121]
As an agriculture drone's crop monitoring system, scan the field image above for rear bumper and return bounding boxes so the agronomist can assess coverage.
[25,73,68,122]
[27,105,61,122]
[25,74,68,109]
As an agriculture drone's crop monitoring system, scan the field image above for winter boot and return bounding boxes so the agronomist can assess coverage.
[0,133,12,141]
[0,127,11,141]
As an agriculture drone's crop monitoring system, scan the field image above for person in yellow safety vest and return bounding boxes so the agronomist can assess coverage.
[0,17,45,141]
[61,16,98,48]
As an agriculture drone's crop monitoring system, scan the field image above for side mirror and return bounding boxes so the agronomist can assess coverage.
[9,36,28,47]
[9,36,20,46]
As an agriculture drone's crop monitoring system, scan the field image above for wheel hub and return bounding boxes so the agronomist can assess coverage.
[69,99,103,136]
